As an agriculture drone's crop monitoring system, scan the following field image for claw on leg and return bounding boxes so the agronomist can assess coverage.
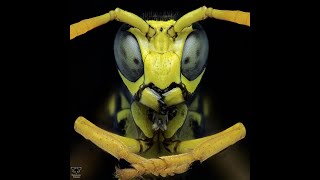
[74,116,246,180]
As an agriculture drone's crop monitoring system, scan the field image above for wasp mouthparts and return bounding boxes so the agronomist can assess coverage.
[150,112,168,131]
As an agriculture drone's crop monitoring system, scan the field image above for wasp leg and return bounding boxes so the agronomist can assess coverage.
[116,123,246,179]
[74,116,142,156]
[116,109,130,123]
[75,116,166,179]
[176,123,246,161]
[75,116,245,180]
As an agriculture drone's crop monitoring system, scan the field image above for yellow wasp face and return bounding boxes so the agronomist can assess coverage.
[70,6,250,179]
[114,20,208,113]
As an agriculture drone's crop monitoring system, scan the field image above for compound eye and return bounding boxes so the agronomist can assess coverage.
[181,24,209,81]
[114,26,143,82]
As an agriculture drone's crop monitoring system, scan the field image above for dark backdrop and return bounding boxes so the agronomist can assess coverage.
[69,0,252,179]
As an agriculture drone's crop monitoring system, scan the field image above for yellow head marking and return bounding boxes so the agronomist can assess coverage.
[119,71,144,95]
[116,18,207,112]
[147,20,175,53]
[181,69,206,93]
[143,51,180,89]
[128,21,193,91]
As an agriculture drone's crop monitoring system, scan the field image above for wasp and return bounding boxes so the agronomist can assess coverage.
[70,6,250,180]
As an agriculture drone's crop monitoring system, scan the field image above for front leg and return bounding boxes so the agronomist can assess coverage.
[74,116,246,179]
[116,122,246,179]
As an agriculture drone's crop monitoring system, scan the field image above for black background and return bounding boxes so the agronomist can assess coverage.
[69,0,252,179]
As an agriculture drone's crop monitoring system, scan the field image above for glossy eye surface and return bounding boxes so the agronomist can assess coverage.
[181,23,209,81]
[114,25,143,82]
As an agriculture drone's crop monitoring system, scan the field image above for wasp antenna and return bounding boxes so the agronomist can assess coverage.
[70,8,156,40]
[70,10,116,40]
[205,7,250,27]
[167,6,250,38]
